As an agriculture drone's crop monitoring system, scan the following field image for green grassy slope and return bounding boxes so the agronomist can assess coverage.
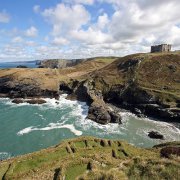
[87,52,180,108]
[0,137,179,180]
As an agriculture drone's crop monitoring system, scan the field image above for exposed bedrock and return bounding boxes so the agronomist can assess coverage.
[60,79,122,125]
[0,76,59,99]
[60,78,179,124]
[104,83,180,122]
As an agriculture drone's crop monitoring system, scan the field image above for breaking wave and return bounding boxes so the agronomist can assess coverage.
[17,123,82,136]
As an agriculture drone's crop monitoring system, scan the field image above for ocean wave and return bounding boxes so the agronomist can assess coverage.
[17,123,82,136]
[0,152,11,160]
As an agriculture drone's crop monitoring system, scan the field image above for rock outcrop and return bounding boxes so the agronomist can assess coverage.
[160,146,180,158]
[38,59,86,69]
[12,98,46,104]
[60,79,122,125]
[148,131,164,140]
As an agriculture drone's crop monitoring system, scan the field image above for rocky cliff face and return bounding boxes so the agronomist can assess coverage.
[0,53,179,124]
[38,59,86,69]
[59,52,180,123]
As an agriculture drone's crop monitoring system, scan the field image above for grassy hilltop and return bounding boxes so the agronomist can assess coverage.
[0,137,179,180]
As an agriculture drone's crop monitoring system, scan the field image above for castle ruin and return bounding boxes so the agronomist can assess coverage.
[151,44,171,53]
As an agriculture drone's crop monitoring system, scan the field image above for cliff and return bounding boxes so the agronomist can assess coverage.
[0,53,179,124]
[0,137,179,179]
[38,57,117,69]
[60,52,180,123]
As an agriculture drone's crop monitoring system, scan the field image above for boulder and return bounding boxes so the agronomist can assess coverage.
[148,131,164,140]
[160,146,180,158]
[87,104,111,125]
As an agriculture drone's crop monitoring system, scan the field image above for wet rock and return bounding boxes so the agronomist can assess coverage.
[12,98,24,104]
[160,146,180,158]
[25,99,46,104]
[148,131,164,140]
[109,111,122,124]
[87,104,111,125]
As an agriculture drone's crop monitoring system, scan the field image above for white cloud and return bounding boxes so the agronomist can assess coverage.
[52,37,69,45]
[97,13,109,30]
[63,0,95,5]
[25,26,38,37]
[42,3,90,36]
[33,5,40,13]
[25,40,37,46]
[0,10,10,23]
[12,36,24,43]
[1,0,180,61]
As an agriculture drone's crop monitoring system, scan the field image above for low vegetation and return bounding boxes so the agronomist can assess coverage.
[0,137,179,180]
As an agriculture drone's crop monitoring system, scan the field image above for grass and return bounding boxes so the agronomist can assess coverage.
[65,164,87,180]
[0,136,179,180]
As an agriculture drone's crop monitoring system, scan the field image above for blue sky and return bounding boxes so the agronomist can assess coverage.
[0,0,180,61]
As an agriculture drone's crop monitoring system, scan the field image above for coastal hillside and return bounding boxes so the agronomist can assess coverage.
[0,57,116,98]
[0,52,179,123]
[37,57,117,69]
[0,137,179,179]
[60,52,180,124]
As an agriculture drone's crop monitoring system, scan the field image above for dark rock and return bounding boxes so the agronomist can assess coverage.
[133,108,145,118]
[109,111,122,124]
[118,59,139,72]
[148,131,164,140]
[25,99,46,104]
[112,149,117,158]
[16,65,28,68]
[59,83,73,94]
[87,162,93,171]
[87,104,111,124]
[100,139,108,147]
[167,65,176,72]
[160,146,180,158]
[74,81,93,105]
[12,98,24,104]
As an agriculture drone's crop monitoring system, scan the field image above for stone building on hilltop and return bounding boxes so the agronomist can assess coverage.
[151,44,171,53]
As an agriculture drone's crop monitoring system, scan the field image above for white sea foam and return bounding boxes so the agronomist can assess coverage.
[1,95,180,148]
[17,123,82,136]
[0,152,11,159]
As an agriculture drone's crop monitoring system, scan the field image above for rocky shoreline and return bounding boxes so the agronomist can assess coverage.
[0,53,179,127]
[0,75,179,126]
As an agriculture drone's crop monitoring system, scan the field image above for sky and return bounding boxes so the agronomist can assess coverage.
[0,0,180,61]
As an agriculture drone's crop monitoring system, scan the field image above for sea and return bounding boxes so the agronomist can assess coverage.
[0,94,179,160]
[0,61,37,69]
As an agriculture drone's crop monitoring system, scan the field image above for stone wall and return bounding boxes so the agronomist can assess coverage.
[151,44,171,53]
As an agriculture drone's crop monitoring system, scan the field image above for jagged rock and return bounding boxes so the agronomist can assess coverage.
[133,108,145,118]
[12,98,24,104]
[148,131,164,140]
[87,104,111,124]
[160,146,180,158]
[109,111,122,124]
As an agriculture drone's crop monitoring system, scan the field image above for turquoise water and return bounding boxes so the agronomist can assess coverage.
[0,95,179,160]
